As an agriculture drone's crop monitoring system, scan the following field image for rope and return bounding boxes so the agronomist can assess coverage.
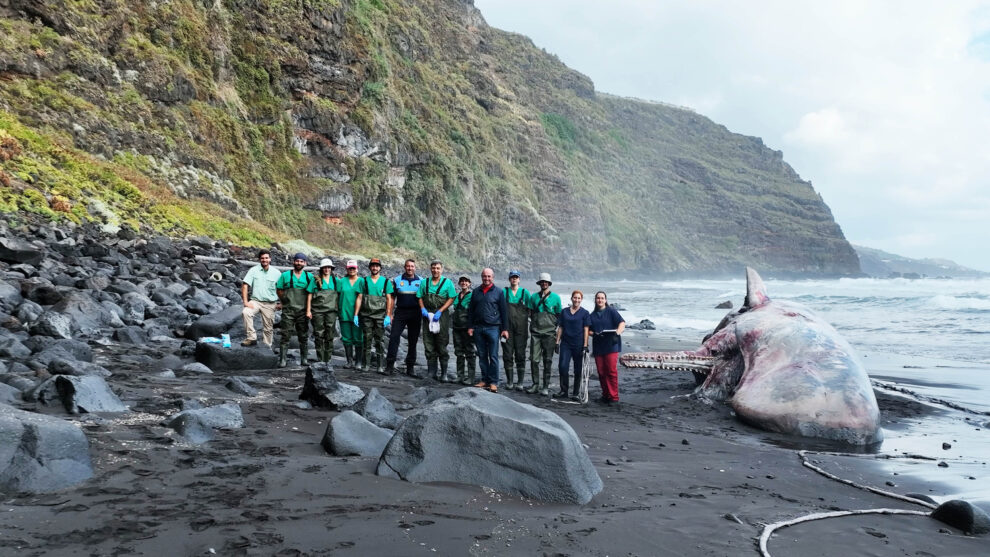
[797,450,938,510]
[758,508,930,557]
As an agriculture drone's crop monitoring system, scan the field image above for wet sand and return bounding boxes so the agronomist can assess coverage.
[1,332,986,556]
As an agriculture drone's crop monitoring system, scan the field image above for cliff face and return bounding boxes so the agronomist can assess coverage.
[0,0,860,275]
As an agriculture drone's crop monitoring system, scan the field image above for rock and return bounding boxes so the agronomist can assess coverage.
[0,280,23,309]
[20,277,62,306]
[30,311,75,339]
[225,377,258,397]
[299,363,364,409]
[609,303,626,311]
[166,412,215,444]
[931,500,990,535]
[0,404,94,493]
[942,442,952,450]
[178,362,213,376]
[351,388,403,429]
[47,358,112,378]
[14,300,44,323]
[0,237,45,265]
[184,305,244,340]
[376,388,603,504]
[1,374,36,393]
[54,376,129,413]
[0,337,32,358]
[626,319,656,331]
[164,402,244,443]
[906,493,938,505]
[715,300,733,309]
[322,410,393,457]
[51,291,124,335]
[33,339,93,363]
[113,326,148,345]
[0,383,21,404]
[194,342,278,371]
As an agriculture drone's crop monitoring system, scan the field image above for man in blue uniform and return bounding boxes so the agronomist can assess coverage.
[385,259,423,376]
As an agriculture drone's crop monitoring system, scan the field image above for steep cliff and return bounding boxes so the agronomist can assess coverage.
[0,0,860,275]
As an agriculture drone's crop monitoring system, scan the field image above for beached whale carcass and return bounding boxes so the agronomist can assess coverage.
[621,268,883,445]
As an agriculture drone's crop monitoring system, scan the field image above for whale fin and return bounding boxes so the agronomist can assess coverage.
[745,267,770,308]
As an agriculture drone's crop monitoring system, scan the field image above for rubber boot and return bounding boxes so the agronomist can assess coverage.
[375,354,384,375]
[277,345,288,368]
[406,363,416,377]
[428,360,438,381]
[465,357,477,385]
[344,345,354,368]
[525,378,542,394]
[314,347,324,364]
[300,346,310,367]
[384,362,395,375]
[439,360,449,383]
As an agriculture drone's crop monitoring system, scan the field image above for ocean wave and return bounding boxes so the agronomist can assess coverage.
[926,295,990,311]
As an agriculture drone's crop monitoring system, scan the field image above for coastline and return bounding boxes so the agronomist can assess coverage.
[1,329,986,556]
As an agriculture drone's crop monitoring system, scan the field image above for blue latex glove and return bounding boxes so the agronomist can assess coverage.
[432,310,442,322]
[353,315,359,326]
[384,315,392,328]
[421,307,429,318]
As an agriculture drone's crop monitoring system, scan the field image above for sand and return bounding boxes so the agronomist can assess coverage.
[1,331,985,556]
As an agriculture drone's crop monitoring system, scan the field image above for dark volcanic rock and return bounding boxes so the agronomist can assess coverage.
[715,300,733,309]
[185,305,243,340]
[0,237,45,265]
[48,358,112,378]
[166,412,215,444]
[164,402,244,443]
[351,388,402,429]
[0,337,32,358]
[322,410,393,457]
[194,342,277,371]
[54,375,129,413]
[0,383,20,404]
[225,377,259,397]
[178,362,213,376]
[931,499,990,535]
[299,363,364,409]
[51,291,124,335]
[30,311,75,339]
[0,280,24,309]
[376,388,603,504]
[113,326,148,345]
[626,319,656,330]
[0,403,94,493]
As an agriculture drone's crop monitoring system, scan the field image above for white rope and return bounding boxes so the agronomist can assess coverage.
[797,450,938,510]
[758,508,930,557]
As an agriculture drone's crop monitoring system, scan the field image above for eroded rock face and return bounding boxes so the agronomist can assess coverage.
[0,404,94,493]
[377,388,603,504]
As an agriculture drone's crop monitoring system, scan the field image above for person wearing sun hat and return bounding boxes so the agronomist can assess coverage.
[337,259,364,368]
[275,253,315,368]
[306,258,340,363]
[526,272,562,395]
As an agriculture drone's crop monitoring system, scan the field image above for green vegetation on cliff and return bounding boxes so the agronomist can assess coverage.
[0,0,859,274]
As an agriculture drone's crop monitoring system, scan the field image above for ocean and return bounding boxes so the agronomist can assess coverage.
[559,276,990,503]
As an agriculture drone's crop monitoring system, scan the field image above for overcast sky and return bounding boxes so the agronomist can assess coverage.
[475,0,990,271]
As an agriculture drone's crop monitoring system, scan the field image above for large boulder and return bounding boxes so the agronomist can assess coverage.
[299,363,364,409]
[352,388,403,429]
[0,280,23,309]
[51,291,124,335]
[322,411,393,457]
[30,311,75,340]
[185,304,244,340]
[164,402,244,444]
[931,500,990,535]
[194,342,277,371]
[0,237,45,265]
[54,375,129,413]
[0,403,94,493]
[377,389,603,504]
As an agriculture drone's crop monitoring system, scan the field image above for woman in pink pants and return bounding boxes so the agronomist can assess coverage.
[588,291,626,404]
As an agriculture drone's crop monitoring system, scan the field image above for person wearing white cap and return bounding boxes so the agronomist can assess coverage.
[337,259,364,368]
[526,272,562,395]
[306,258,340,363]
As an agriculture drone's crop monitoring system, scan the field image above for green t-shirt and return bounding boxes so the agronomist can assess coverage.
[242,264,281,302]
[338,276,363,320]
[306,275,339,293]
[359,275,395,297]
[275,269,314,290]
[416,276,457,300]
[503,286,530,305]
[527,290,562,314]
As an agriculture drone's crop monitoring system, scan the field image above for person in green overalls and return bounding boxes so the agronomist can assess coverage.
[526,272,562,395]
[418,259,457,382]
[306,258,340,364]
[354,258,394,373]
[502,270,531,390]
[338,260,364,368]
[276,253,315,368]
[451,275,477,385]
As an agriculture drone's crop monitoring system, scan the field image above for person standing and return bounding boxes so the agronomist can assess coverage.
[276,253,315,368]
[501,270,530,390]
[589,291,626,405]
[306,258,340,364]
[354,258,394,374]
[418,260,456,381]
[526,273,562,395]
[467,268,508,393]
[240,249,281,348]
[451,275,477,385]
[555,290,590,401]
[337,260,364,368]
[385,259,423,376]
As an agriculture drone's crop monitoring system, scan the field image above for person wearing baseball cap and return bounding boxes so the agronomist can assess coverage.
[275,253,314,368]
[525,272,562,395]
[451,275,477,385]
[306,258,340,364]
[354,257,394,373]
[501,270,531,391]
[337,259,364,368]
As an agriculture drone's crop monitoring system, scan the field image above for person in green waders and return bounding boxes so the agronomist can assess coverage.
[276,253,315,368]
[306,258,340,363]
[502,270,531,390]
[526,273,562,394]
[337,260,364,368]
[418,260,457,382]
[354,258,394,374]
[451,275,477,385]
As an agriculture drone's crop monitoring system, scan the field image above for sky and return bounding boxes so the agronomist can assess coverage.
[474,0,990,271]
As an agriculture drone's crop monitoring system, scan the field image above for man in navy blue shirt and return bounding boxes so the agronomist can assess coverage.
[467,268,509,392]
[385,259,423,376]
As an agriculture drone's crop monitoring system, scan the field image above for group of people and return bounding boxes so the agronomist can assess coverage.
[240,251,625,404]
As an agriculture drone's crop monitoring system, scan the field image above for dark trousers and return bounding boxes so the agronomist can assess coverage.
[386,308,421,368]
[558,343,584,395]
[474,326,500,385]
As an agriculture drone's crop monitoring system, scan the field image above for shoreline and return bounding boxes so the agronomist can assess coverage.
[2,330,986,555]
